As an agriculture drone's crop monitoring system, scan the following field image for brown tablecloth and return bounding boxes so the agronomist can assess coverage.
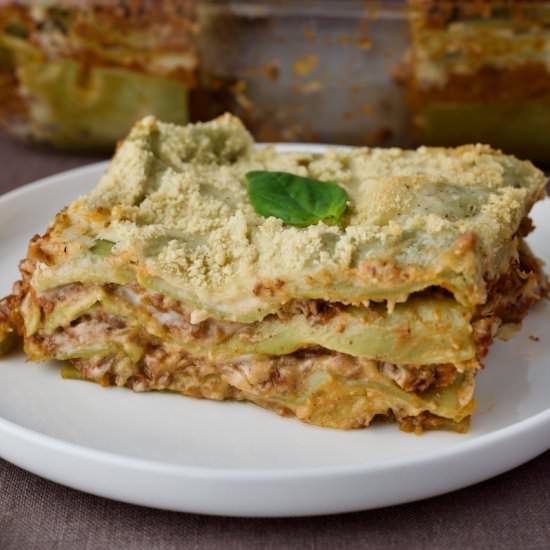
[1,133,549,550]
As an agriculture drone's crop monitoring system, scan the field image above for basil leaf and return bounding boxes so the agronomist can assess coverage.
[246,170,348,227]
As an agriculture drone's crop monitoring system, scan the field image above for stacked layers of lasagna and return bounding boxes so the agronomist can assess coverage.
[406,0,550,161]
[0,114,547,432]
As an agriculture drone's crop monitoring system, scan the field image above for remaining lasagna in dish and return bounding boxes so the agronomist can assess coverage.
[405,0,550,162]
[0,114,548,432]
[0,1,197,149]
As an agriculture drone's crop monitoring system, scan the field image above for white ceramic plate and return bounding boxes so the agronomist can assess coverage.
[0,151,549,518]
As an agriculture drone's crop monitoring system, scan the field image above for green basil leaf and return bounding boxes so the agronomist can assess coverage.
[246,170,348,227]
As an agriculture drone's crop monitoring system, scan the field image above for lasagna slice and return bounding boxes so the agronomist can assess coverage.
[0,114,547,432]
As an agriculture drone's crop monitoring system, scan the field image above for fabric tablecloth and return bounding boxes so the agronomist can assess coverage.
[0,133,549,550]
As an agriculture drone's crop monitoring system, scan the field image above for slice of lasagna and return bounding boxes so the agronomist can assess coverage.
[0,114,547,432]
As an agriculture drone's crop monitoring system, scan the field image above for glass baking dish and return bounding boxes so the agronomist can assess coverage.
[2,0,550,164]
[196,0,413,148]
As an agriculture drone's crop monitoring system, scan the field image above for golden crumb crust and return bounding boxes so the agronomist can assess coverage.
[29,114,547,322]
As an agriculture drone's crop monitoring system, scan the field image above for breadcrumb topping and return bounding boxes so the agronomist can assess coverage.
[37,114,547,321]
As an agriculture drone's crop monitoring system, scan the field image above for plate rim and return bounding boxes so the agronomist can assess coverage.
[0,389,549,480]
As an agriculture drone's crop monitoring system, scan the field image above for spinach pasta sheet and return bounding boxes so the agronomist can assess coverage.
[1,114,548,432]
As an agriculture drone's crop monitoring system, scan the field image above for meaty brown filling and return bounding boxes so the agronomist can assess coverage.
[472,239,549,356]
[381,362,458,393]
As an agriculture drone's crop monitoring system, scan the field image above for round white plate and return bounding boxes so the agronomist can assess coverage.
[0,151,549,518]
